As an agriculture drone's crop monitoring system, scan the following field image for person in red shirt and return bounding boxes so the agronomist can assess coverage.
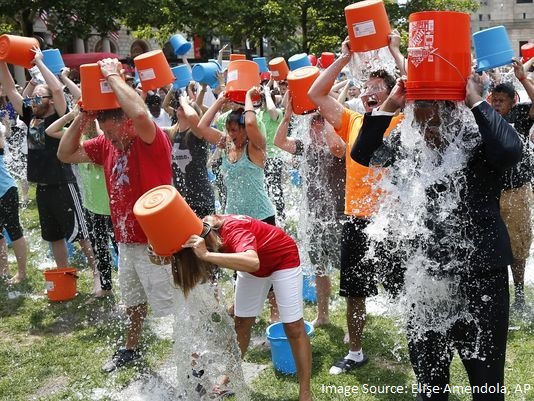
[176,214,312,401]
[58,58,174,372]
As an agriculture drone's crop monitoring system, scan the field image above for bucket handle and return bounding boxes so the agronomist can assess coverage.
[66,271,79,280]
[429,48,468,85]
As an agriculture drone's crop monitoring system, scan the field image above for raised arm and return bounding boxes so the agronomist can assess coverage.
[274,95,298,154]
[45,106,79,139]
[0,62,23,115]
[33,47,67,116]
[388,30,407,77]
[197,93,226,145]
[324,119,346,158]
[59,68,81,102]
[244,87,266,151]
[57,111,94,164]
[263,83,283,121]
[308,37,352,130]
[513,58,534,119]
[98,58,155,144]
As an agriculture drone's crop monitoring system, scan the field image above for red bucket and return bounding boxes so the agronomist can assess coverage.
[287,66,320,115]
[406,11,471,101]
[345,0,391,52]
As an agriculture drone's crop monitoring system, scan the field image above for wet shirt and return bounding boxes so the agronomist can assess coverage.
[220,214,300,277]
[501,102,534,189]
[83,125,172,244]
[171,128,215,217]
[21,104,75,184]
[0,150,17,197]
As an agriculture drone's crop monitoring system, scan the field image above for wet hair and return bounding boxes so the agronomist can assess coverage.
[96,108,125,123]
[492,82,515,100]
[170,222,223,297]
[225,108,246,129]
[369,70,396,92]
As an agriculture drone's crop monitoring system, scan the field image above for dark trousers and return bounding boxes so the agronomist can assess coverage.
[85,210,117,291]
[265,157,285,221]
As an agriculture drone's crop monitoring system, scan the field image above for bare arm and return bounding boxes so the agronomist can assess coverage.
[388,30,407,77]
[162,88,176,118]
[195,83,209,113]
[59,68,81,102]
[273,94,297,154]
[263,84,282,121]
[179,93,204,138]
[197,93,226,145]
[217,43,229,67]
[21,80,37,99]
[98,58,156,144]
[513,58,534,118]
[57,112,94,164]
[337,80,351,104]
[0,62,23,115]
[308,37,352,130]
[45,106,80,139]
[33,47,67,117]
[324,120,346,158]
[244,87,266,150]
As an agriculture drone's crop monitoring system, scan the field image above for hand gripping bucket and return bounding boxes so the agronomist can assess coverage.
[406,11,471,101]
[169,34,192,56]
[521,43,534,63]
[171,64,192,90]
[134,50,175,92]
[133,185,203,257]
[287,66,320,115]
[226,60,261,104]
[288,53,312,71]
[253,57,269,73]
[473,26,514,73]
[0,34,40,69]
[318,52,335,69]
[44,267,78,302]
[192,61,222,88]
[229,54,247,61]
[80,63,122,111]
[42,49,65,76]
[345,0,391,52]
[268,57,289,81]
[266,322,314,374]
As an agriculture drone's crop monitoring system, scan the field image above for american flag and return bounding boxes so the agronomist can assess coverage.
[109,31,120,42]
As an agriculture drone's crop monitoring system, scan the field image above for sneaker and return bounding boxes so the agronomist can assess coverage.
[329,355,369,375]
[102,348,141,372]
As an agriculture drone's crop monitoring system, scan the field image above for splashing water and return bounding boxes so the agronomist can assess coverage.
[348,48,398,87]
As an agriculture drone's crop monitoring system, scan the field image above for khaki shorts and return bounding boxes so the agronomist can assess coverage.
[500,183,533,260]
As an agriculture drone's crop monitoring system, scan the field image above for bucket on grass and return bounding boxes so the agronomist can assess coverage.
[42,49,65,76]
[521,43,534,63]
[171,65,192,90]
[287,66,320,115]
[288,53,311,71]
[303,274,317,303]
[344,0,391,53]
[133,185,203,257]
[44,267,78,302]
[406,11,471,101]
[266,321,314,374]
[269,57,290,81]
[226,60,261,104]
[0,34,40,69]
[473,26,514,73]
[134,50,175,92]
[192,61,221,88]
[169,34,192,56]
[80,63,122,111]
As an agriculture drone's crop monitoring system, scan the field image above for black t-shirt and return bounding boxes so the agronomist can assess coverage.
[21,104,75,185]
[502,102,534,189]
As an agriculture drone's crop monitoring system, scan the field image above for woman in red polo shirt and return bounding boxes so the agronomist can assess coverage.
[176,214,312,401]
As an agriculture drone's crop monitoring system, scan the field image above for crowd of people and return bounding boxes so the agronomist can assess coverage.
[0,29,533,401]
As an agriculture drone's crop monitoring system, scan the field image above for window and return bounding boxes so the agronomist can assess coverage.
[487,14,491,20]
[479,14,483,21]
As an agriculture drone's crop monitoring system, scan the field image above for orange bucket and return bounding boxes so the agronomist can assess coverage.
[287,66,320,115]
[0,34,40,69]
[80,63,122,111]
[226,60,261,104]
[229,53,247,61]
[133,185,203,256]
[406,11,471,101]
[268,57,289,81]
[345,0,391,52]
[44,267,78,302]
[133,50,175,92]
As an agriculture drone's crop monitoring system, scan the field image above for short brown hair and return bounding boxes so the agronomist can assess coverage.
[96,108,125,123]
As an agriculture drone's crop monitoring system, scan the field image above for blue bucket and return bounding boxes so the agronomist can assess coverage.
[473,26,514,73]
[192,61,221,88]
[169,34,192,56]
[288,53,312,71]
[171,65,192,89]
[253,57,269,73]
[42,49,65,76]
[266,321,314,374]
[303,274,317,303]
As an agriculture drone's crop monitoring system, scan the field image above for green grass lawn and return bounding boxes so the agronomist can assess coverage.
[0,185,533,400]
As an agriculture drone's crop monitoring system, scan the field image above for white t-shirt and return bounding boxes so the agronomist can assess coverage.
[345,97,365,114]
[151,109,173,129]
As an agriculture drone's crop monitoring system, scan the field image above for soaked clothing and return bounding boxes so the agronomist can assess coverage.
[171,129,215,218]
[0,150,23,241]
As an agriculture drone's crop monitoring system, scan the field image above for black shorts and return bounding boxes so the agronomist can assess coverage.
[0,186,23,241]
[36,183,89,242]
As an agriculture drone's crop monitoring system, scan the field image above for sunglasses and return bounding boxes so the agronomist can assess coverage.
[23,95,52,106]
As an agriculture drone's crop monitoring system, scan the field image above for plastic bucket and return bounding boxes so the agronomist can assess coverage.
[171,65,192,89]
[473,26,514,73]
[192,61,221,88]
[269,57,290,81]
[134,50,175,92]
[288,53,311,71]
[133,185,203,256]
[230,54,247,61]
[42,49,65,75]
[318,52,335,69]
[226,60,261,104]
[266,321,314,374]
[287,66,320,115]
[80,63,122,111]
[253,57,269,73]
[169,34,192,56]
[0,34,40,69]
[521,43,534,63]
[406,11,471,101]
[44,267,78,302]
[303,274,317,303]
[308,54,318,66]
[345,0,391,52]
[260,71,271,82]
